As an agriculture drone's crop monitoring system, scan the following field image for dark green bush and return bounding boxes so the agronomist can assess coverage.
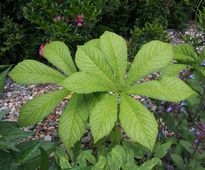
[129,22,170,58]
[135,0,195,30]
[23,0,101,51]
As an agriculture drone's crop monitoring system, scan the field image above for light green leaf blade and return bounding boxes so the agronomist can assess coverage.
[76,41,116,88]
[90,94,118,143]
[19,89,69,126]
[127,41,172,85]
[126,77,195,102]
[160,64,187,77]
[100,31,127,87]
[106,145,126,169]
[85,39,100,49]
[9,60,66,85]
[120,94,158,151]
[173,44,197,62]
[137,158,159,170]
[62,72,117,94]
[0,66,10,93]
[58,94,88,149]
[43,41,76,75]
[77,150,97,166]
[92,156,107,170]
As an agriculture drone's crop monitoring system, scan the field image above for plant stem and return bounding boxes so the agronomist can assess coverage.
[185,140,200,170]
[192,86,205,121]
[195,0,203,21]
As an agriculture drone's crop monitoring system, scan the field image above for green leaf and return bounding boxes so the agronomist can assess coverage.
[0,151,18,170]
[85,39,100,49]
[55,147,68,168]
[123,141,148,159]
[9,60,66,85]
[58,94,88,149]
[171,154,185,169]
[179,140,193,154]
[16,141,55,167]
[160,64,187,77]
[40,147,49,170]
[0,66,10,93]
[62,72,117,94]
[100,31,127,87]
[92,156,107,170]
[90,94,118,143]
[154,141,174,158]
[173,44,197,62]
[77,150,97,166]
[19,89,69,127]
[127,41,172,85]
[199,47,205,61]
[18,140,42,164]
[137,158,159,170]
[60,157,72,169]
[126,77,195,102]
[106,145,126,169]
[84,93,104,114]
[76,41,116,88]
[0,122,33,151]
[43,41,76,75]
[120,94,158,151]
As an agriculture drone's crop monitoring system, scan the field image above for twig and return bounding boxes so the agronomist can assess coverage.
[185,140,200,170]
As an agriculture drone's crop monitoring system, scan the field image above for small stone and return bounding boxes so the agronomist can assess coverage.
[14,112,19,116]
[44,135,52,141]
[48,121,56,127]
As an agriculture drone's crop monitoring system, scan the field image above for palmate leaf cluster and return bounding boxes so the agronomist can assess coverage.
[9,31,195,151]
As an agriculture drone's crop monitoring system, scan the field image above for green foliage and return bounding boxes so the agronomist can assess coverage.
[0,110,56,170]
[0,17,24,62]
[0,1,41,65]
[9,60,66,85]
[23,0,101,51]
[156,44,205,169]
[59,95,88,149]
[0,121,33,151]
[135,0,194,29]
[198,7,205,31]
[18,89,69,126]
[130,22,170,57]
[10,31,195,153]
[95,0,138,36]
[0,65,11,93]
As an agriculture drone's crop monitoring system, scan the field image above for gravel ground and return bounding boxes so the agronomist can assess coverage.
[0,22,204,142]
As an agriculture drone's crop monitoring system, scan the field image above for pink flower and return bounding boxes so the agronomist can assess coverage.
[53,16,61,22]
[76,14,84,23]
[75,14,84,27]
[77,22,83,27]
[39,43,46,57]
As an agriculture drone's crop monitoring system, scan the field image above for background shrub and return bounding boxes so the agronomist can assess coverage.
[0,0,202,65]
[129,22,170,58]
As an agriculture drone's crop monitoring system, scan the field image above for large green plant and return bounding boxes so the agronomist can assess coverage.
[9,31,195,151]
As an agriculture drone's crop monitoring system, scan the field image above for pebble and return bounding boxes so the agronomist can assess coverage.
[44,135,52,141]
